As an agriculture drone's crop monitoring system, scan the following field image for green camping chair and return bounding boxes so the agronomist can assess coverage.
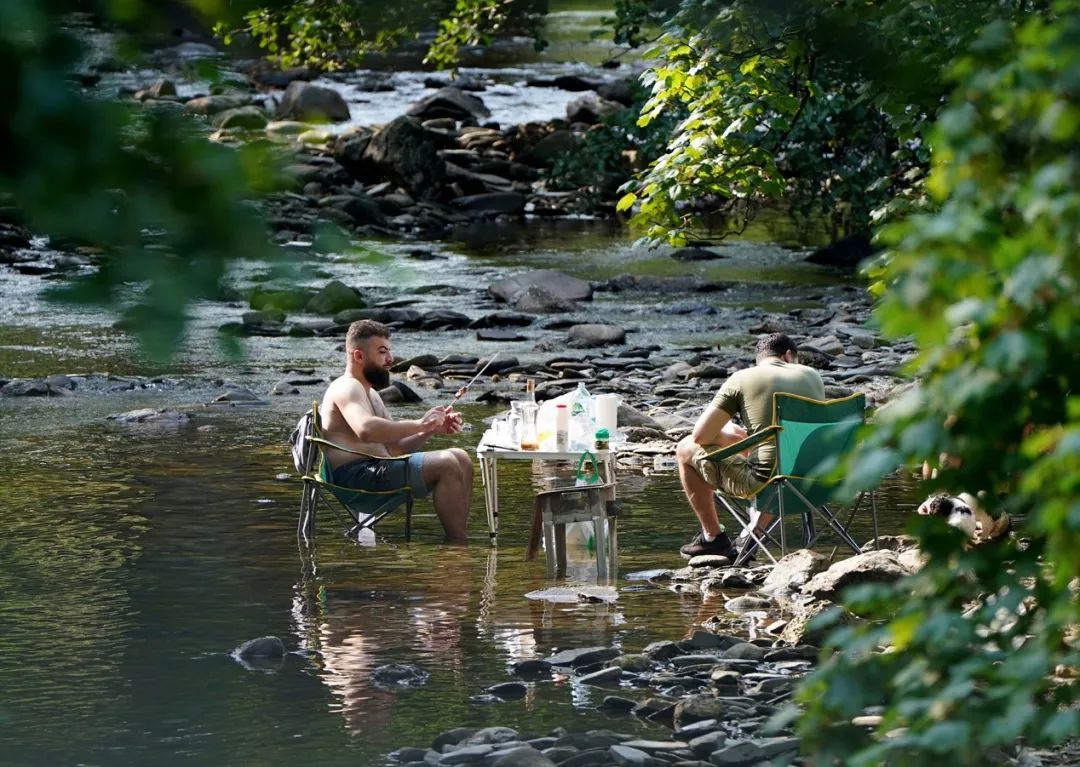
[297,402,414,543]
[702,392,877,565]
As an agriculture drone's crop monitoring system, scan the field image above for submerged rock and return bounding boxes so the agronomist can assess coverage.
[235,635,285,659]
[371,663,429,688]
[108,408,190,425]
[277,81,350,122]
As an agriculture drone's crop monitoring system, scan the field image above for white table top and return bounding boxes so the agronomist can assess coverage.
[476,433,611,460]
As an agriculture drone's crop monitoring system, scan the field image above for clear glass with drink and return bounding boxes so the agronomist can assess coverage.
[520,402,539,450]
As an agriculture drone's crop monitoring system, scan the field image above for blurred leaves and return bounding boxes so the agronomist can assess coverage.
[797,1,1080,763]
[1,0,282,360]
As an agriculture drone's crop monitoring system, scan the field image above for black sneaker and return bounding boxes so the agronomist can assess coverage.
[680,532,737,560]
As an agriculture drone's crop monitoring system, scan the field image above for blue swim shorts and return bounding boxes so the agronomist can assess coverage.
[331,452,431,501]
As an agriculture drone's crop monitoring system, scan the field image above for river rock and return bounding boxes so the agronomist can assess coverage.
[277,80,350,122]
[250,287,313,312]
[464,727,520,745]
[1,379,51,396]
[332,126,374,177]
[420,309,471,330]
[147,78,176,98]
[363,116,447,198]
[566,94,623,124]
[183,93,250,116]
[511,286,576,313]
[567,323,626,348]
[487,681,527,699]
[608,745,650,767]
[801,549,914,601]
[806,232,874,268]
[212,105,268,130]
[491,747,556,767]
[271,381,300,395]
[510,658,552,679]
[321,193,386,227]
[671,246,724,261]
[407,86,491,124]
[577,666,623,686]
[235,635,285,659]
[761,549,831,596]
[305,280,365,315]
[380,380,423,404]
[709,739,764,765]
[547,646,620,667]
[525,130,580,165]
[213,388,264,404]
[371,662,429,687]
[451,192,526,215]
[489,270,593,303]
[108,408,190,425]
[469,311,534,329]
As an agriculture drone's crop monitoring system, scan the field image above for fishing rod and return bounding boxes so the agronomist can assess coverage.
[447,352,500,408]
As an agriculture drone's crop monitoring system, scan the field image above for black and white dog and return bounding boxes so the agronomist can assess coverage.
[917,492,1011,543]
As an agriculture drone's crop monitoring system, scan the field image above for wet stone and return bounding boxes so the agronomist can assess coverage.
[490,747,557,767]
[721,643,767,661]
[708,740,764,766]
[437,744,494,764]
[235,635,285,659]
[487,681,528,700]
[577,666,623,686]
[609,745,651,767]
[463,727,520,745]
[600,695,638,713]
[547,647,620,668]
[510,658,553,679]
[371,663,429,688]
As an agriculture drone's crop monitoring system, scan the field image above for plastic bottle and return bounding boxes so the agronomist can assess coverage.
[569,382,594,450]
[555,403,569,452]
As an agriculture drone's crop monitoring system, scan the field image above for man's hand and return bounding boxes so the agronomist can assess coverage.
[418,408,447,434]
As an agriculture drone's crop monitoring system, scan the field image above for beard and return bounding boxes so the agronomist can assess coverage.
[363,361,391,390]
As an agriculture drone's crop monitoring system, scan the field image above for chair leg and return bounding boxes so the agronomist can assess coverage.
[405,496,413,542]
[787,483,862,553]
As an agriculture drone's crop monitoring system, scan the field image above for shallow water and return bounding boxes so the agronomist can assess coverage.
[0,221,917,766]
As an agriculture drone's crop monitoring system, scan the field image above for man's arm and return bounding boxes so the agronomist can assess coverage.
[336,381,443,447]
[692,406,747,448]
[390,407,463,455]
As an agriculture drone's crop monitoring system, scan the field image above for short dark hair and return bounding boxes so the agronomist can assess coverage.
[755,332,798,361]
[346,319,390,352]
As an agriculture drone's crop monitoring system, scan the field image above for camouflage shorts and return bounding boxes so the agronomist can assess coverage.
[690,445,764,499]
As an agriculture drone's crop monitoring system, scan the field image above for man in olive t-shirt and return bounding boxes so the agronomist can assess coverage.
[675,333,825,559]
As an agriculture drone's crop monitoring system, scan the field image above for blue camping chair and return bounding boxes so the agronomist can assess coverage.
[702,392,878,565]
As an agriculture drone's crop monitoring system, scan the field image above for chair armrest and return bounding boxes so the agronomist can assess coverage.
[308,437,413,461]
[702,425,781,462]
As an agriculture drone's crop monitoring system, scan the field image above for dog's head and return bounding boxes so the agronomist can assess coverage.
[918,493,977,538]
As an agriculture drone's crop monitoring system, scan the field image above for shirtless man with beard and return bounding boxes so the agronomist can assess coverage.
[320,319,472,543]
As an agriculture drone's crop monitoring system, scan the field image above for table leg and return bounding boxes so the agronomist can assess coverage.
[593,509,608,580]
[480,454,497,545]
[543,517,556,576]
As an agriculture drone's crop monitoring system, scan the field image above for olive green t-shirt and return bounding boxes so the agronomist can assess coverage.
[710,359,826,475]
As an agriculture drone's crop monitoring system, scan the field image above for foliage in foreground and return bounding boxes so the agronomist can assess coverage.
[794,5,1080,764]
[1,0,277,358]
[618,0,1050,244]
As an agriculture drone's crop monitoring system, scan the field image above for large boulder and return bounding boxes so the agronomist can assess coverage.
[332,126,375,178]
[362,116,447,199]
[801,549,915,601]
[211,105,268,130]
[525,129,580,165]
[761,549,832,597]
[406,86,491,124]
[489,269,592,303]
[277,81,350,122]
[566,93,624,124]
[183,93,251,116]
[451,192,526,215]
[305,280,365,315]
[568,323,627,348]
[511,286,575,313]
[806,232,875,268]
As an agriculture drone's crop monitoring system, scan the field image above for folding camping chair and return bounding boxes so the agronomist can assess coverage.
[296,402,414,544]
[703,392,878,566]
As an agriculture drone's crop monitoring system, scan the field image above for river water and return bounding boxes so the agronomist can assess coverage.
[0,10,919,766]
